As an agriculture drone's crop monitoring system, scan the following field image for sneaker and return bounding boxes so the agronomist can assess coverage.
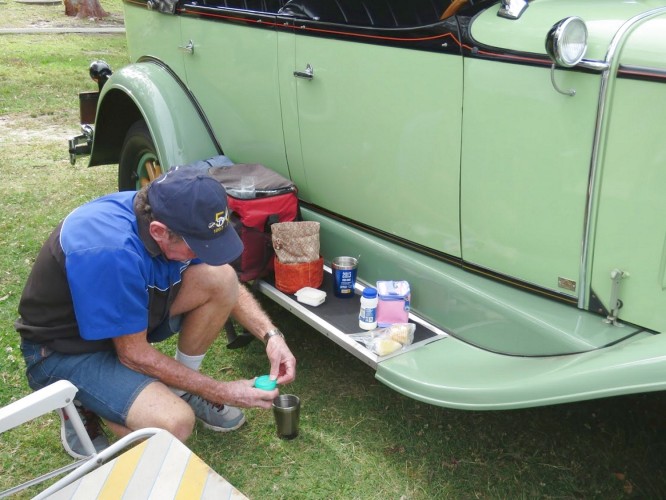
[180,393,246,432]
[57,402,110,460]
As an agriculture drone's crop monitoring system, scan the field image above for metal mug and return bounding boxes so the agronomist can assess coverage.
[331,256,358,298]
[272,394,300,440]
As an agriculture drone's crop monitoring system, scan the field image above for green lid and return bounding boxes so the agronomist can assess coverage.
[254,375,277,391]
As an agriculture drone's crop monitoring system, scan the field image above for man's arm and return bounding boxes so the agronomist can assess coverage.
[231,284,297,384]
[112,332,276,409]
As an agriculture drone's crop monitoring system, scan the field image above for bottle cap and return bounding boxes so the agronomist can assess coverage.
[254,375,277,391]
[362,287,377,299]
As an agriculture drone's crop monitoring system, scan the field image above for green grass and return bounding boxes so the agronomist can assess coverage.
[2,2,666,498]
[0,34,128,116]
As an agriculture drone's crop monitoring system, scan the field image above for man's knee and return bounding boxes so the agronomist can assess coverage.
[165,407,196,442]
[202,264,240,310]
[173,264,240,317]
[187,263,239,300]
[212,264,240,295]
[126,382,196,442]
[157,399,196,442]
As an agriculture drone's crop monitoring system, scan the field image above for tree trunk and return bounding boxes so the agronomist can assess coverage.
[64,0,109,18]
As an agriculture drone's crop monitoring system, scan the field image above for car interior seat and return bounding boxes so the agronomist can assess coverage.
[278,0,452,27]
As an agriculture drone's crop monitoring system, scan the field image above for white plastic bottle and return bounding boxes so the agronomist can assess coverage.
[359,287,378,330]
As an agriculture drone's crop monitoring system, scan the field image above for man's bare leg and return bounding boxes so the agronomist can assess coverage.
[103,381,195,442]
[171,263,240,355]
[166,263,247,432]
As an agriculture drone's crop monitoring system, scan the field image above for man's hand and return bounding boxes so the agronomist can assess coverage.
[220,379,278,409]
[266,335,296,385]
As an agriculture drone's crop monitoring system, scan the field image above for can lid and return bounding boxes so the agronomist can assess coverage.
[254,375,277,391]
[362,287,377,299]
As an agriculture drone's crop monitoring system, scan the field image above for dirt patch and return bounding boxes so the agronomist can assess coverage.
[26,13,124,29]
[3,0,124,31]
[0,114,76,144]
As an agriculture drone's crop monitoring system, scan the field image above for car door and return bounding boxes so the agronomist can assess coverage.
[179,7,291,180]
[280,18,464,258]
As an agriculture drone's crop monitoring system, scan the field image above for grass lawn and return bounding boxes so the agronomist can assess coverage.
[1,1,666,498]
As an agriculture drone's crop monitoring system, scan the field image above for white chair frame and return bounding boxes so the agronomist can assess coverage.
[0,380,161,499]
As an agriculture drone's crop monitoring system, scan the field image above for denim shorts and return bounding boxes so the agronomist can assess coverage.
[19,315,182,426]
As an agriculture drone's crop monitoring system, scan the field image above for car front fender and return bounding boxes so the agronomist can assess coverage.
[377,331,666,410]
[89,60,220,169]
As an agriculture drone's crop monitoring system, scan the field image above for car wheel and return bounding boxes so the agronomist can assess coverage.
[118,120,162,191]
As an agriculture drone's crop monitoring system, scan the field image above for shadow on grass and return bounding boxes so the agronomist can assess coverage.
[182,297,666,499]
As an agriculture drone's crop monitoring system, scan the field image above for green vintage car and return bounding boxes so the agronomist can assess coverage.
[69,0,666,410]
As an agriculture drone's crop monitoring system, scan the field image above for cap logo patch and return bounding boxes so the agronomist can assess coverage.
[208,207,230,234]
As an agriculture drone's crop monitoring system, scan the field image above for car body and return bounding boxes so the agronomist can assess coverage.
[72,0,666,409]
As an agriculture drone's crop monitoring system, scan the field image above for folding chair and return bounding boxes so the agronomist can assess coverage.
[0,380,247,499]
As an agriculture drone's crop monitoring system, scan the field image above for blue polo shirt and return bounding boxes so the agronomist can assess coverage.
[16,191,191,353]
[62,191,189,341]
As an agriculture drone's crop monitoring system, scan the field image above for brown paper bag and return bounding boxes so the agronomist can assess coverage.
[271,221,320,263]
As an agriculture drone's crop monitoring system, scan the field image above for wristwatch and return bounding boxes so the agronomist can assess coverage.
[263,328,284,345]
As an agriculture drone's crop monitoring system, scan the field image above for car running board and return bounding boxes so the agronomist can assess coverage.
[258,268,666,410]
[257,267,448,370]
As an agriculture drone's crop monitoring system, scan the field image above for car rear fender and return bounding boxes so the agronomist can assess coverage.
[88,60,220,169]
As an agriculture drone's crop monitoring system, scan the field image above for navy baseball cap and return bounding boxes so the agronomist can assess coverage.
[147,165,243,266]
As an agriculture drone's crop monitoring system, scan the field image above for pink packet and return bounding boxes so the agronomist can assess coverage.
[376,281,410,327]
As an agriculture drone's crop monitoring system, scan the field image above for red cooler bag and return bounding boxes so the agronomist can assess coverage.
[209,163,299,282]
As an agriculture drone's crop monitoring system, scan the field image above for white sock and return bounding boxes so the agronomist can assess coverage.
[171,349,205,397]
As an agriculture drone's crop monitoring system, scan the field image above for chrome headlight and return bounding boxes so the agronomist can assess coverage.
[545,17,588,67]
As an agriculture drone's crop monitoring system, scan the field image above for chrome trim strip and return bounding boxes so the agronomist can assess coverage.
[578,6,666,309]
[578,59,610,72]
[618,64,666,81]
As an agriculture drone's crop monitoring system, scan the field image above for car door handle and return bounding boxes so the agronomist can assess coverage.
[293,64,314,80]
[179,40,194,55]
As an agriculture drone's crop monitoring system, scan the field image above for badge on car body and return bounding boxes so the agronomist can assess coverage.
[558,277,576,292]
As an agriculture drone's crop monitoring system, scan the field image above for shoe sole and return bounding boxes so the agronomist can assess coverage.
[57,409,91,460]
[197,414,246,432]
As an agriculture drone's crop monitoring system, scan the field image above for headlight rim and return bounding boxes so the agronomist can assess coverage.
[546,16,588,68]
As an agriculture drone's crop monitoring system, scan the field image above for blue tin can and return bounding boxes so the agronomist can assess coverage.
[332,256,358,298]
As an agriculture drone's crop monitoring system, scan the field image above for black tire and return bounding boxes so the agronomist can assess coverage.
[118,120,162,191]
